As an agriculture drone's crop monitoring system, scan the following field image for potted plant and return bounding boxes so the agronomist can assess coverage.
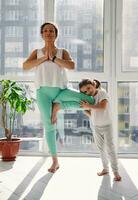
[0,80,34,161]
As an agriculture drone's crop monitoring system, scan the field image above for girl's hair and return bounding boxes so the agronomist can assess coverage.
[79,79,93,90]
[40,22,58,37]
[93,79,101,89]
[79,79,101,89]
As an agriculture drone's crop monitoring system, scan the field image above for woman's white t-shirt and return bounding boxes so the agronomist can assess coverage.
[35,48,68,89]
[90,88,112,126]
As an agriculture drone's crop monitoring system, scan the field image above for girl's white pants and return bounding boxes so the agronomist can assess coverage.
[93,124,118,172]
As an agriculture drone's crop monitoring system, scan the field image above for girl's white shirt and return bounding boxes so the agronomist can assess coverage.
[35,48,68,89]
[90,88,112,126]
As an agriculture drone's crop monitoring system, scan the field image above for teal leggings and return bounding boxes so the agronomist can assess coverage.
[54,88,95,109]
[36,87,95,156]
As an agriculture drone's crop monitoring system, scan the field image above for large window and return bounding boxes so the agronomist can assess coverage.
[18,82,43,152]
[0,0,44,75]
[55,0,104,72]
[1,0,138,156]
[116,0,138,154]
[0,0,44,153]
[122,0,138,71]
[118,82,138,153]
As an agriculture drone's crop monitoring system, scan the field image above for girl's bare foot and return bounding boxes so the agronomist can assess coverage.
[51,103,60,124]
[113,172,122,181]
[48,162,60,173]
[97,169,109,176]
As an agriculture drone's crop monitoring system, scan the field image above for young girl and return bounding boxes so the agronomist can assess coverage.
[79,79,121,181]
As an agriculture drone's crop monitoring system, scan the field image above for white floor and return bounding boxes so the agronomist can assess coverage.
[0,156,138,200]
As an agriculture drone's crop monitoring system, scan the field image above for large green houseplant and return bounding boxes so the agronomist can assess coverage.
[0,80,34,161]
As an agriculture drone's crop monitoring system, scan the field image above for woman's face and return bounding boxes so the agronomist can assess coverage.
[80,84,96,96]
[41,24,57,42]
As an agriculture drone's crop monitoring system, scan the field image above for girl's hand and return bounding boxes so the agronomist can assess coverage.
[84,110,91,117]
[80,100,92,109]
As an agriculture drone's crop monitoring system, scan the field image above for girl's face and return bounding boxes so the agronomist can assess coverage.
[41,24,56,42]
[80,83,96,96]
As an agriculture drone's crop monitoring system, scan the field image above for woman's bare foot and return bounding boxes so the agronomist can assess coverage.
[48,162,60,173]
[97,169,109,176]
[113,172,122,181]
[51,103,60,124]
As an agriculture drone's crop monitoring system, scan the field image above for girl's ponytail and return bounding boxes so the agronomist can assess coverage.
[93,79,101,89]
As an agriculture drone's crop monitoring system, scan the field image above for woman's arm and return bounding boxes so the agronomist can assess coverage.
[53,49,75,70]
[23,49,48,70]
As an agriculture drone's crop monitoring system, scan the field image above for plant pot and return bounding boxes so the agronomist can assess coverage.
[0,142,2,155]
[0,138,21,161]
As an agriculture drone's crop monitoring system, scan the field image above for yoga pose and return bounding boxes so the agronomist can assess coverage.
[23,22,95,173]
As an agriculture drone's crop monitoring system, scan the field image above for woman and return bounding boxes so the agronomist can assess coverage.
[23,22,94,173]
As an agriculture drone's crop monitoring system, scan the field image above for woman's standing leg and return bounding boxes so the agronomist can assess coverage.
[56,111,65,144]
[36,87,60,172]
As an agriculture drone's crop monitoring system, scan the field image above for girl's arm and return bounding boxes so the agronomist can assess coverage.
[52,49,75,70]
[80,99,108,110]
[23,50,48,70]
[84,110,91,117]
